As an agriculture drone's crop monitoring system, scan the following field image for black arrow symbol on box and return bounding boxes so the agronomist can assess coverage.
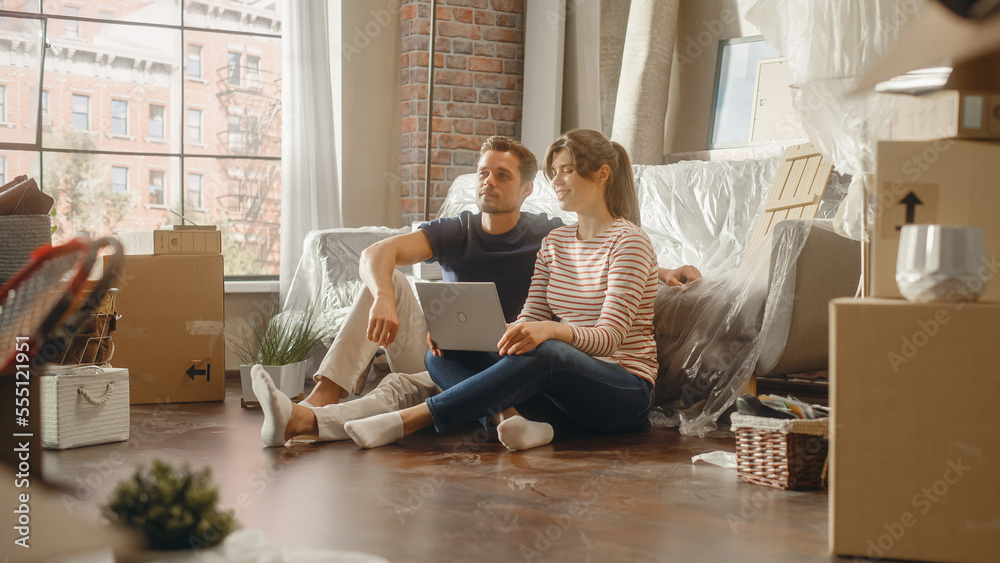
[895,192,923,230]
[186,364,210,381]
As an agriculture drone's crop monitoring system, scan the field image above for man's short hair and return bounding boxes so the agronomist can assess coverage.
[479,136,538,186]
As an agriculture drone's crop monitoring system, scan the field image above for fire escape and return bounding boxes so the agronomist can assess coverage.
[214,62,281,269]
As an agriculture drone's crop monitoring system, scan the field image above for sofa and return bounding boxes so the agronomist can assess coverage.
[285,152,860,436]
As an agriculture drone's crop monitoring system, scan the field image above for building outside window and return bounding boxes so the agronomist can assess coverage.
[247,55,261,89]
[111,100,128,136]
[187,44,202,78]
[0,3,283,276]
[111,166,128,194]
[0,156,5,185]
[228,52,241,86]
[187,172,202,208]
[149,104,165,139]
[228,114,242,152]
[72,94,89,130]
[149,170,164,205]
[64,6,80,38]
[187,108,202,144]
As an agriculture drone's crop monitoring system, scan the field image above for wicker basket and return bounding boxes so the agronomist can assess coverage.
[55,288,118,367]
[731,414,829,490]
[0,214,52,284]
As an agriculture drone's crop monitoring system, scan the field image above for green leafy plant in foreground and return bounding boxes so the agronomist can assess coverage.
[102,460,236,550]
[229,301,330,366]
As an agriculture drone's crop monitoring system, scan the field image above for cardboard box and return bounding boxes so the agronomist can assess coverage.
[117,227,222,255]
[109,254,225,404]
[889,90,1000,140]
[830,298,1000,563]
[871,139,1000,301]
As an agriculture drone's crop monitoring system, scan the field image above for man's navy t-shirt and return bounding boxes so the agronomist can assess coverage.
[420,210,563,322]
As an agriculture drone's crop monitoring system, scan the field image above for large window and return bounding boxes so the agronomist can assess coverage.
[0,3,283,277]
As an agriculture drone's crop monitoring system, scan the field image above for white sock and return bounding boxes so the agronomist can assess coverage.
[251,365,292,447]
[497,416,553,451]
[344,412,404,449]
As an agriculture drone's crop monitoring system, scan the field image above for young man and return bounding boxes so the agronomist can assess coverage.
[253,136,702,447]
[253,136,563,446]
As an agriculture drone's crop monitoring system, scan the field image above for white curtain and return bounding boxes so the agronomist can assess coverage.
[280,0,341,300]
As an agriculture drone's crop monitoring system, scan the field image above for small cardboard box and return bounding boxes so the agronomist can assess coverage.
[109,254,225,404]
[830,298,1000,563]
[117,227,222,255]
[871,139,1000,301]
[888,90,1000,141]
[40,366,130,449]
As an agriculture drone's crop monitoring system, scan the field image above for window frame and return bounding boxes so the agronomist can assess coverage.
[148,103,165,140]
[186,43,202,78]
[111,99,128,136]
[71,93,90,130]
[111,165,128,194]
[148,169,165,206]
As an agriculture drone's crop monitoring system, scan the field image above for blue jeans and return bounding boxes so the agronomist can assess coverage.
[424,340,653,433]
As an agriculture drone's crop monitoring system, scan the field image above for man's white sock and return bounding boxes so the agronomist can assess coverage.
[497,415,553,451]
[344,412,404,448]
[251,365,292,447]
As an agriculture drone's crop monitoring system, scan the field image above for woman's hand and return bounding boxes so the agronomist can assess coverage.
[426,332,443,357]
[658,265,702,288]
[498,321,571,355]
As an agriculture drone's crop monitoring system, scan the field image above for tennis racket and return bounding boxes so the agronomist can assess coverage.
[0,236,124,374]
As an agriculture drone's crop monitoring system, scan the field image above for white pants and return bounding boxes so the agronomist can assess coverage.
[310,270,441,441]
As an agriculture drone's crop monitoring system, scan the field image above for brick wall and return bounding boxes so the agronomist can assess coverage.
[400,0,525,225]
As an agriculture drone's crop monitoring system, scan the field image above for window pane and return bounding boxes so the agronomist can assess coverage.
[148,104,165,140]
[111,99,128,136]
[0,155,5,184]
[184,157,280,275]
[42,19,180,153]
[111,166,128,194]
[0,15,43,144]
[227,52,241,85]
[187,108,202,144]
[44,153,179,244]
[149,169,165,205]
[184,0,282,34]
[63,7,80,38]
[0,85,6,122]
[186,44,202,78]
[186,172,203,208]
[185,30,281,158]
[71,94,89,130]
[0,149,40,183]
[43,0,181,26]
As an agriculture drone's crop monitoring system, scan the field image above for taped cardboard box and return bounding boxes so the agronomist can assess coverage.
[830,298,1000,563]
[108,254,225,404]
[888,90,1000,141]
[871,139,1000,301]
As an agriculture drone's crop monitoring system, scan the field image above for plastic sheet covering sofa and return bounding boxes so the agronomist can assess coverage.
[284,155,857,437]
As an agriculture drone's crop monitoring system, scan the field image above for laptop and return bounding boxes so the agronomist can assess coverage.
[414,281,507,352]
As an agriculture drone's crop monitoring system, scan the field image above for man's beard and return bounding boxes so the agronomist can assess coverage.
[477,194,518,214]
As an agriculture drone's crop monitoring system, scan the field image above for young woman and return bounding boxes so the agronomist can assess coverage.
[344,129,659,451]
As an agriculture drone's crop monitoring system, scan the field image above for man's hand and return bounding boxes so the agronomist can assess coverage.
[366,295,400,347]
[658,265,702,288]
[427,332,443,357]
[498,321,561,355]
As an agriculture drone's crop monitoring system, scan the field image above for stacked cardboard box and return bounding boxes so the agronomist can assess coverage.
[829,4,1000,562]
[109,226,225,404]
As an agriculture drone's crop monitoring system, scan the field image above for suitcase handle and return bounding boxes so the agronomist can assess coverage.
[78,382,114,406]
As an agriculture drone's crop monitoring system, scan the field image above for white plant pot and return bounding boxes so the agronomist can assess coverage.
[239,362,308,405]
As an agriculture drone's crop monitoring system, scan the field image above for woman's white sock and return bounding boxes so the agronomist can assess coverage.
[251,365,292,447]
[344,412,404,448]
[497,415,553,451]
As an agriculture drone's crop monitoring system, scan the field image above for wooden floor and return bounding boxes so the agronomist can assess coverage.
[40,376,848,562]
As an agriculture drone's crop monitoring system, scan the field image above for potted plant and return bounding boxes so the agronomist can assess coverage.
[229,301,329,407]
[102,460,236,557]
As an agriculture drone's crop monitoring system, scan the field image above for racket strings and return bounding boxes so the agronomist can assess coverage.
[0,253,84,349]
